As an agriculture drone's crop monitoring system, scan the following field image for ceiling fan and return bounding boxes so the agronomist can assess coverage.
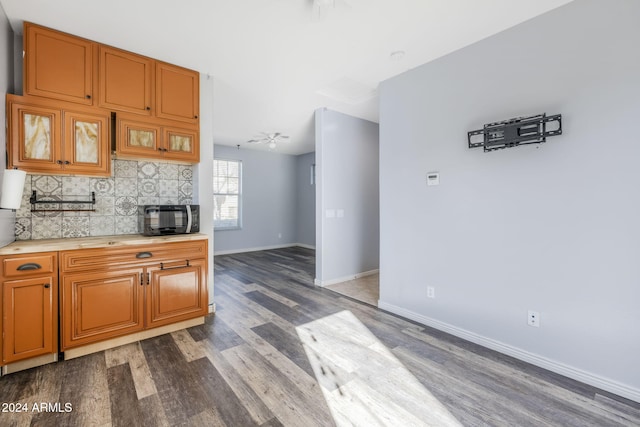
[247,132,290,150]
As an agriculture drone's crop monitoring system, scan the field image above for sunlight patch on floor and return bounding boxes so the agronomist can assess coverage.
[296,310,462,426]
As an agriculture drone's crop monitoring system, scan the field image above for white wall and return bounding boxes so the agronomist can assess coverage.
[213,144,298,254]
[0,4,15,247]
[378,0,640,401]
[315,108,379,285]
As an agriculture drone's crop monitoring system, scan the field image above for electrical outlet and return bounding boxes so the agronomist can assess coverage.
[427,286,435,299]
[527,310,540,327]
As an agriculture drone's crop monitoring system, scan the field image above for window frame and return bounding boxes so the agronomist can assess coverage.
[213,158,242,231]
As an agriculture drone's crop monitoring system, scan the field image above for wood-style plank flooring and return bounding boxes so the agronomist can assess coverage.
[1,247,639,426]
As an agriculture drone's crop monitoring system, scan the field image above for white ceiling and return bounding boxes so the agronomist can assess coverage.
[0,0,574,155]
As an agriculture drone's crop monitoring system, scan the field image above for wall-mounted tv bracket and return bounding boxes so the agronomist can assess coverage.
[30,191,96,212]
[468,113,562,152]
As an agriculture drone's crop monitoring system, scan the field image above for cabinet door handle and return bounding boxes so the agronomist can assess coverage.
[64,160,70,165]
[147,272,150,285]
[86,94,91,99]
[140,272,144,286]
[160,260,190,271]
[57,160,63,165]
[136,252,152,259]
[146,106,151,111]
[17,263,42,271]
[194,115,198,119]
[44,284,50,289]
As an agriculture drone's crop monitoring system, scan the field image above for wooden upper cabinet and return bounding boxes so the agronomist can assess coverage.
[62,109,111,176]
[116,113,199,163]
[155,62,199,124]
[7,95,62,172]
[99,46,153,115]
[24,22,96,105]
[7,94,111,176]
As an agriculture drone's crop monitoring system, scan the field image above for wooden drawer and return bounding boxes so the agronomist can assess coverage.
[2,252,57,278]
[60,240,207,273]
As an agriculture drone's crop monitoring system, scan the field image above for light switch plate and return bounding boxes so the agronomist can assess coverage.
[427,172,440,186]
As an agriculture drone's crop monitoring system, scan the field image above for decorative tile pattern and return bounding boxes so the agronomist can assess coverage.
[62,217,90,238]
[115,216,139,235]
[62,176,91,196]
[31,196,62,218]
[92,196,115,216]
[32,216,62,239]
[15,218,31,240]
[179,181,193,200]
[179,165,193,181]
[138,162,159,179]
[114,160,138,178]
[91,178,115,196]
[159,180,179,199]
[137,196,159,206]
[115,196,138,216]
[138,179,159,197]
[159,163,179,180]
[32,175,62,195]
[16,160,194,240]
[62,203,90,217]
[115,178,137,197]
[90,216,115,236]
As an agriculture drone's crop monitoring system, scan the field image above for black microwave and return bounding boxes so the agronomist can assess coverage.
[139,205,200,236]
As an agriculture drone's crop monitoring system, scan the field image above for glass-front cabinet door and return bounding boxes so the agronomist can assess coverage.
[116,114,160,158]
[8,97,62,174]
[8,94,111,176]
[63,110,111,176]
[163,126,199,162]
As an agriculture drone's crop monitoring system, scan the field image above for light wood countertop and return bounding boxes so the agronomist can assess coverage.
[0,234,209,256]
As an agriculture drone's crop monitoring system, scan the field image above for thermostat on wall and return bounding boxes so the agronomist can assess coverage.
[426,172,440,186]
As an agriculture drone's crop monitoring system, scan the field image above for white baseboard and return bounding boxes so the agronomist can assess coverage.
[214,243,314,256]
[296,243,316,250]
[315,269,379,287]
[378,301,640,403]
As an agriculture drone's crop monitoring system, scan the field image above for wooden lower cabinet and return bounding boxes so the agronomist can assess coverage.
[60,240,208,351]
[147,259,207,329]
[2,277,56,364]
[1,252,58,365]
[61,268,145,349]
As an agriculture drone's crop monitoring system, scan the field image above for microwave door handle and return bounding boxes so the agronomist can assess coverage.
[186,205,193,233]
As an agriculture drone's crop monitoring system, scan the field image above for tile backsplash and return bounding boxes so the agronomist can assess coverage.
[15,159,194,240]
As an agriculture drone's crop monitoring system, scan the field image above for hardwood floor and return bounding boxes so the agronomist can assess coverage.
[1,246,639,426]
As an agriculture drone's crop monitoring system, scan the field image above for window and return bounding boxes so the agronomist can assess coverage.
[213,159,241,230]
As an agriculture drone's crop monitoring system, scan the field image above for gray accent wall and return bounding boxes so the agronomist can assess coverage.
[378,0,640,401]
[296,152,316,247]
[315,108,379,285]
[0,5,15,248]
[213,144,299,253]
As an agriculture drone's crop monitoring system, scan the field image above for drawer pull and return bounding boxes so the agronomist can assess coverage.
[44,284,50,289]
[136,252,153,259]
[160,260,190,271]
[17,263,42,271]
